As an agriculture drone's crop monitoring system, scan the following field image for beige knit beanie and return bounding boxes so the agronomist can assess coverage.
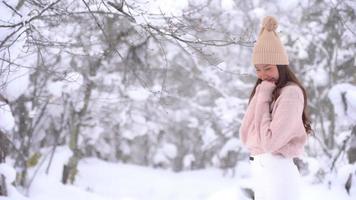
[252,16,289,65]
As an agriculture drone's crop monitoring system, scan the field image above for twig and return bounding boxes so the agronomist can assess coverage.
[311,133,333,158]
[2,1,23,17]
[146,23,254,47]
[107,1,136,22]
[81,0,124,59]
[25,150,50,194]
[0,0,62,28]
[330,135,352,172]
[0,25,23,49]
[0,0,62,50]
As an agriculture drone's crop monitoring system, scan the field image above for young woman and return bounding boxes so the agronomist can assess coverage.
[239,16,312,200]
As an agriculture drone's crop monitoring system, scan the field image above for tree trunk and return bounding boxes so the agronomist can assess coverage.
[347,126,356,164]
[0,131,8,196]
[62,81,93,184]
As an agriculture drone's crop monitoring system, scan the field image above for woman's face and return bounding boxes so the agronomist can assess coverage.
[255,64,279,83]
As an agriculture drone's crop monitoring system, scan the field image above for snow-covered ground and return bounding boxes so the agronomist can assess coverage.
[0,146,354,200]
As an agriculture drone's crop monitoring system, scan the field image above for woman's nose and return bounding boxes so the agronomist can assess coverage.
[260,72,268,80]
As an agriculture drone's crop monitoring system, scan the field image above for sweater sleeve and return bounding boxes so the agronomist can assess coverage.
[254,85,304,153]
[239,85,260,144]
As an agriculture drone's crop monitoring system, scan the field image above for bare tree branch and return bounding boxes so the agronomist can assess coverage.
[0,0,62,28]
[81,0,124,59]
[2,0,23,17]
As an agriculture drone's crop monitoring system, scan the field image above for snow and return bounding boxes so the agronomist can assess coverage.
[0,185,28,200]
[154,0,188,15]
[76,158,242,200]
[153,143,178,166]
[86,126,104,145]
[221,0,235,10]
[0,1,20,23]
[0,67,30,101]
[295,38,309,59]
[0,163,16,183]
[207,188,246,200]
[0,103,14,132]
[153,152,170,166]
[312,67,329,87]
[276,0,303,10]
[328,83,356,127]
[130,111,147,124]
[161,143,178,159]
[249,8,266,19]
[122,123,148,140]
[214,97,243,125]
[64,72,83,86]
[347,91,356,109]
[202,125,218,149]
[219,138,241,157]
[126,87,151,101]
[47,81,65,97]
[183,154,195,169]
[334,164,356,188]
[187,117,199,128]
[47,72,84,98]
[0,146,354,200]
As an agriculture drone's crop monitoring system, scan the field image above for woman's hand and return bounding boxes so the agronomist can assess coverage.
[257,81,276,102]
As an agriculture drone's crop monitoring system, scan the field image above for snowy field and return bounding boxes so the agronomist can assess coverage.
[0,1,355,199]
[0,146,354,200]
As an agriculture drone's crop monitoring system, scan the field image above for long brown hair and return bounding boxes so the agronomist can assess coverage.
[248,65,312,134]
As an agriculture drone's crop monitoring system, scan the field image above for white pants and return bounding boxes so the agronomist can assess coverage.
[250,154,302,200]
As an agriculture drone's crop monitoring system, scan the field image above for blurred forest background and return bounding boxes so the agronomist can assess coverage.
[0,0,355,195]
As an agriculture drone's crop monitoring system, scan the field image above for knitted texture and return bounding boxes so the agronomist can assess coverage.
[239,82,307,158]
[252,16,289,65]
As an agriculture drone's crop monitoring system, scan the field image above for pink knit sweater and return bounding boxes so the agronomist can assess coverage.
[239,81,307,158]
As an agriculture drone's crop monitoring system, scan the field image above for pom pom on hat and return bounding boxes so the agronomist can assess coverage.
[262,16,278,32]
